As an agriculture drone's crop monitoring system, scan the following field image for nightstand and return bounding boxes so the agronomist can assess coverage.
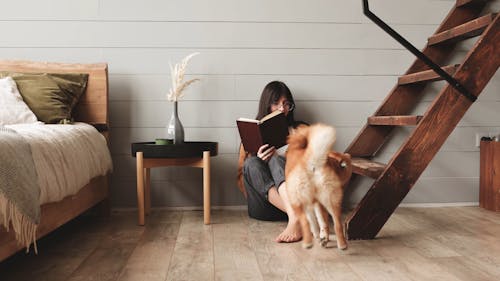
[131,141,218,225]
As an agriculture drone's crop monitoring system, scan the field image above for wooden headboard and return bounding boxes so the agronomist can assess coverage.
[0,60,109,129]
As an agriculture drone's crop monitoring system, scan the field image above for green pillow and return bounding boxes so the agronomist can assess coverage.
[0,72,89,124]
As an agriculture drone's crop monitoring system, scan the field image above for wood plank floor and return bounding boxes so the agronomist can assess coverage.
[1,207,499,281]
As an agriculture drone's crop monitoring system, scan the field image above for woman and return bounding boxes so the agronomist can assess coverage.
[237,81,306,243]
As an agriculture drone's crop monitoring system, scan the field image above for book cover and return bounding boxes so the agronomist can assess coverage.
[236,111,289,153]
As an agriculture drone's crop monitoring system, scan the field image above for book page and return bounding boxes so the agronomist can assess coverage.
[236,117,259,123]
[260,110,282,122]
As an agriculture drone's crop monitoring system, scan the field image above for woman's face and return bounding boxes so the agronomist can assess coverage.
[270,95,294,116]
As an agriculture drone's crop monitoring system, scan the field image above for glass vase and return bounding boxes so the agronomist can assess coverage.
[166,101,185,144]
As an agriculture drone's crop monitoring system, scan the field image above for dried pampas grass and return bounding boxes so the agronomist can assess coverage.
[167,52,200,102]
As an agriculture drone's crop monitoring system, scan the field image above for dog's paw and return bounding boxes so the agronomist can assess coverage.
[302,242,314,249]
[320,238,329,248]
[337,243,348,251]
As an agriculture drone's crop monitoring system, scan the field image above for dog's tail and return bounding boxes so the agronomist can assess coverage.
[306,124,336,170]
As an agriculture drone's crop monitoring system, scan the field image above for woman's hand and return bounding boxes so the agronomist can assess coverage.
[257,144,276,162]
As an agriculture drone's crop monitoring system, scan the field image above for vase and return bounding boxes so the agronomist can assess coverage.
[166,101,185,144]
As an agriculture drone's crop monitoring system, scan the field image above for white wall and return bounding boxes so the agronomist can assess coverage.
[1,0,498,207]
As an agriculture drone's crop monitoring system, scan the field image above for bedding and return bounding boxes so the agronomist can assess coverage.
[0,77,39,125]
[0,122,112,250]
[0,72,89,124]
[5,122,113,204]
[0,126,40,251]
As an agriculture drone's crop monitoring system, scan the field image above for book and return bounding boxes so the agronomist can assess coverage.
[236,110,289,153]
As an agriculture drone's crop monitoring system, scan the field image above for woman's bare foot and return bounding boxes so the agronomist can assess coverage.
[275,219,302,243]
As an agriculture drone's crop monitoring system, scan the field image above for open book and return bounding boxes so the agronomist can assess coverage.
[236,110,289,153]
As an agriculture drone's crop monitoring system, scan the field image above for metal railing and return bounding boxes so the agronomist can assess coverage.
[362,0,476,102]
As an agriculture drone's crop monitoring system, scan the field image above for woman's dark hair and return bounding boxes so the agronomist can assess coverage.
[256,81,297,126]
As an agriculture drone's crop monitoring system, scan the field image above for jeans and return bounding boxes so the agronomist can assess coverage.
[243,155,288,221]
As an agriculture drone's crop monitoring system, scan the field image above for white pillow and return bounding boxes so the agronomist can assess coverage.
[0,77,38,125]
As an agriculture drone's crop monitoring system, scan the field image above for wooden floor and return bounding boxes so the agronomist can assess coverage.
[1,207,499,281]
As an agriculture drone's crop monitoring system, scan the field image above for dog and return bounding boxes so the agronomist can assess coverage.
[285,124,352,250]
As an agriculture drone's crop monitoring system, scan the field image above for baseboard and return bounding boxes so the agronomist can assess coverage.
[112,205,248,212]
[344,201,479,210]
[398,202,479,208]
[113,202,480,213]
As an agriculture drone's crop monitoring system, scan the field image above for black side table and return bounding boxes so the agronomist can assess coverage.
[131,142,218,225]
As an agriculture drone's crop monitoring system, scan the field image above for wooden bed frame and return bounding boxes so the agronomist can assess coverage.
[0,60,110,262]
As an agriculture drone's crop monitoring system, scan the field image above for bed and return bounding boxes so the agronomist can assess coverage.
[0,60,112,261]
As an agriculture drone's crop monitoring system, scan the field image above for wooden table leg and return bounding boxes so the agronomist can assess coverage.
[203,151,211,225]
[145,167,151,216]
[136,152,145,225]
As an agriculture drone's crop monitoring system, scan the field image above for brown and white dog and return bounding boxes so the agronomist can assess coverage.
[285,124,352,250]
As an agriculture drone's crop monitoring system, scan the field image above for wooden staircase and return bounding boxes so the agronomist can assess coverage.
[346,0,499,240]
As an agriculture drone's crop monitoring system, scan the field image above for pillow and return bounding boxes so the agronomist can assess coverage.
[0,77,38,125]
[0,72,89,124]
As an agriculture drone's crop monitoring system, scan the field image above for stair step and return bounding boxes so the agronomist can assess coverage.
[346,10,499,239]
[398,64,460,85]
[428,13,496,45]
[351,158,387,179]
[368,115,423,126]
[456,0,489,8]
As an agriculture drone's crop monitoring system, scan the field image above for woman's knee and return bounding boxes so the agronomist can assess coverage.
[268,154,286,168]
[243,156,266,174]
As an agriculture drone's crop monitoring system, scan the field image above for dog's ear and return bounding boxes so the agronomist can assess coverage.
[287,125,309,149]
[293,124,309,134]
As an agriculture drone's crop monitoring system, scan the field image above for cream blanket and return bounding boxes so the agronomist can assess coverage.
[2,122,113,250]
[0,126,40,251]
[6,122,113,204]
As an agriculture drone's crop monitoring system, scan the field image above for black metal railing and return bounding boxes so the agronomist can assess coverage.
[362,0,476,102]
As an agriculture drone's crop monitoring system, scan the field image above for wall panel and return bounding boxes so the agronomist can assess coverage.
[1,0,498,207]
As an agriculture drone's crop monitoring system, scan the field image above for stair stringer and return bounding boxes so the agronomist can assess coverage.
[346,14,500,240]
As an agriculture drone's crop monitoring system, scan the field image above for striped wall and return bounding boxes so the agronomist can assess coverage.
[1,0,498,208]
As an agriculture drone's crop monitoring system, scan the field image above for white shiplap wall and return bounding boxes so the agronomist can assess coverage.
[1,0,498,207]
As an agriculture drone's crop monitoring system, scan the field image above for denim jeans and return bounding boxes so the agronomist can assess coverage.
[243,155,288,221]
